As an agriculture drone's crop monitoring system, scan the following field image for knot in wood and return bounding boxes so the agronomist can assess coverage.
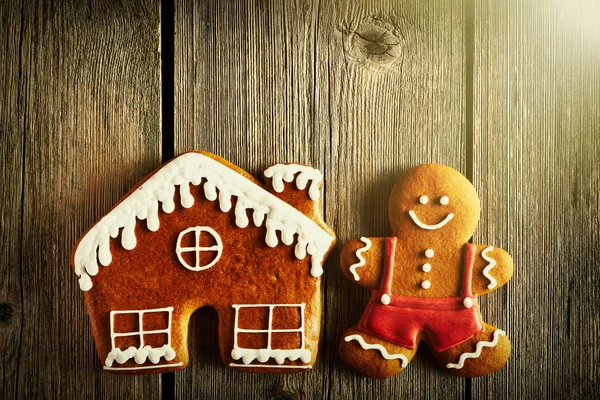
[0,302,15,325]
[347,20,402,67]
[268,384,302,400]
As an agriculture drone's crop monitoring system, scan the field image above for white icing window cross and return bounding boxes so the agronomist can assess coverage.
[230,303,311,365]
[110,307,174,351]
[176,226,223,271]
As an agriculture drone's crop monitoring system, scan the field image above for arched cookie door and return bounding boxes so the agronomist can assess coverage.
[176,226,223,271]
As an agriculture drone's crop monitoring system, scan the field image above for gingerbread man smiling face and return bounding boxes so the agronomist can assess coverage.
[339,164,513,378]
[389,164,480,242]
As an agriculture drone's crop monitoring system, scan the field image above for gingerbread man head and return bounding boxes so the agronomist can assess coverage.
[388,164,481,243]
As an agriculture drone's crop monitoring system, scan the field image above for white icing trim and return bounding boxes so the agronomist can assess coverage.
[349,237,372,281]
[481,246,498,289]
[175,226,223,271]
[105,345,177,367]
[104,362,183,371]
[408,210,454,230]
[104,307,176,367]
[264,164,323,201]
[229,363,312,369]
[73,153,334,290]
[231,303,312,365]
[105,307,176,367]
[446,329,506,369]
[344,334,408,368]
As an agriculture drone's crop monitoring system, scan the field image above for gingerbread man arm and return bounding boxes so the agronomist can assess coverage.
[471,245,513,295]
[340,237,386,290]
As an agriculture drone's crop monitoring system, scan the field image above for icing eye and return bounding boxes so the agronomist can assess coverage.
[419,196,429,205]
[440,196,449,205]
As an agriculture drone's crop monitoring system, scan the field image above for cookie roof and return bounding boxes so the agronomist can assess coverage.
[73,152,334,291]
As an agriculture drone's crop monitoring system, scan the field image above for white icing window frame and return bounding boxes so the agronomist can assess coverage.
[110,307,174,350]
[104,307,183,371]
[230,303,312,369]
[176,226,223,272]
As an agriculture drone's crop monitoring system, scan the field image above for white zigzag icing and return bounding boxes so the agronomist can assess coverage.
[446,329,506,369]
[481,246,498,289]
[349,237,372,281]
[345,334,408,368]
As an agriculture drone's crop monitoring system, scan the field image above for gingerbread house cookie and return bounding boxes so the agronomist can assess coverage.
[71,151,335,374]
[339,164,513,378]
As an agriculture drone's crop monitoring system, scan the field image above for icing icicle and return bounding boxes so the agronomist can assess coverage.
[105,345,176,367]
[446,329,506,369]
[344,334,408,368]
[73,153,334,290]
[264,164,323,201]
[481,246,498,289]
[349,237,372,281]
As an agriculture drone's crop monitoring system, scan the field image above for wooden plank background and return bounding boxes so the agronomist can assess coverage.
[472,1,600,398]
[0,0,163,398]
[1,0,599,398]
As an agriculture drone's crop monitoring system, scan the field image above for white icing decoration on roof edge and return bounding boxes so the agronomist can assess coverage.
[73,152,334,291]
[264,164,323,201]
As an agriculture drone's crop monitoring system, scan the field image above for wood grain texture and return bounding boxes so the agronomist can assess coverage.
[174,0,468,398]
[0,1,24,398]
[473,0,600,397]
[0,0,162,398]
[322,0,468,398]
[2,0,599,397]
[174,0,326,398]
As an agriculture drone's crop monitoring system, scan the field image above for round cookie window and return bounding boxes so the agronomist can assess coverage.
[175,226,223,271]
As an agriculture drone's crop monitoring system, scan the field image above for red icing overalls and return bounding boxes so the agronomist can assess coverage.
[358,237,484,353]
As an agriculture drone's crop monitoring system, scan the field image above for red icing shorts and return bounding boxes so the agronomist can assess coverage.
[357,240,484,353]
[358,292,483,352]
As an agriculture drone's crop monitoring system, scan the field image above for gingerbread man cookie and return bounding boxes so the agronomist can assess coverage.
[339,164,513,378]
[71,151,335,374]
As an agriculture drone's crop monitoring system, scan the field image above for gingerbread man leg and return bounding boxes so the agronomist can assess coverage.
[433,322,511,378]
[339,325,417,379]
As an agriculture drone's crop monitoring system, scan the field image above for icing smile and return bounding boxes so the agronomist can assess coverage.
[408,210,454,230]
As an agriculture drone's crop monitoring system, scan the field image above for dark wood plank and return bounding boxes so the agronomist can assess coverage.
[174,0,468,397]
[0,1,25,398]
[473,0,600,397]
[0,0,162,398]
[322,0,468,398]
